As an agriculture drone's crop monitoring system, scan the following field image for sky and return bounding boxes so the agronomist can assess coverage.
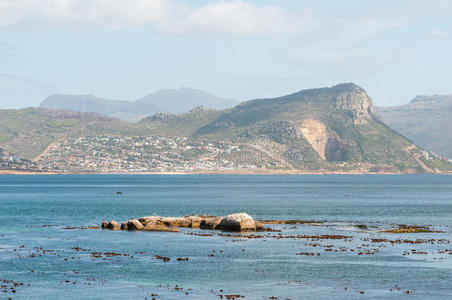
[0,0,451,109]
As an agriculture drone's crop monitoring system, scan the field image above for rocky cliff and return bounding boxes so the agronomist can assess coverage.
[332,83,376,124]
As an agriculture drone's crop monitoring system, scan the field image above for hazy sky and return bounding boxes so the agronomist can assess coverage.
[0,0,451,108]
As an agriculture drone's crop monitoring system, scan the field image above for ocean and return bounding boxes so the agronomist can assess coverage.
[1,174,452,299]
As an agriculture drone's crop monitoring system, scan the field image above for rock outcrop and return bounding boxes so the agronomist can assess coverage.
[333,83,376,125]
[200,217,223,229]
[127,219,144,231]
[120,222,128,230]
[138,215,205,228]
[105,220,120,230]
[300,119,328,160]
[143,223,179,232]
[101,213,264,233]
[324,137,348,162]
[217,213,256,231]
[299,119,348,162]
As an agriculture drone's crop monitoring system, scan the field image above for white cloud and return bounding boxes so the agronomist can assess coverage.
[155,1,323,36]
[0,0,323,36]
[0,0,169,30]
[284,0,452,67]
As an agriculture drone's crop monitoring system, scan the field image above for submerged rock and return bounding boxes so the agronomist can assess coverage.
[383,225,435,233]
[218,213,256,231]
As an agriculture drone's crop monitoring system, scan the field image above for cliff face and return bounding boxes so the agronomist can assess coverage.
[299,119,348,162]
[332,83,376,124]
[299,119,328,160]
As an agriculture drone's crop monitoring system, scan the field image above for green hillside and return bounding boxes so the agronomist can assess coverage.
[146,83,450,173]
[0,108,142,159]
[139,106,226,137]
[1,84,450,173]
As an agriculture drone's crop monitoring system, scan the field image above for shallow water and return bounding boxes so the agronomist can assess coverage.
[1,175,452,299]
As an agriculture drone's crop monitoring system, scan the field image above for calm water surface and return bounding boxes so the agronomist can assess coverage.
[1,175,452,299]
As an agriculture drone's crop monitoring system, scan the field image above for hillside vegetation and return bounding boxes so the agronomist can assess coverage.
[0,108,142,159]
[1,84,450,173]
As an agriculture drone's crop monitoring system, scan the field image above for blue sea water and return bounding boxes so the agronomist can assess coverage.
[1,174,452,299]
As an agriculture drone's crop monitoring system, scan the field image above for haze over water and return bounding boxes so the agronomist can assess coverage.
[1,174,452,299]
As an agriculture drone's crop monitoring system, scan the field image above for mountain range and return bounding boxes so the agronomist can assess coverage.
[377,94,452,159]
[39,87,238,122]
[2,83,450,174]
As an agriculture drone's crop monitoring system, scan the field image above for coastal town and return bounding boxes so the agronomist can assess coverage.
[1,134,451,174]
[0,147,39,172]
[35,135,268,173]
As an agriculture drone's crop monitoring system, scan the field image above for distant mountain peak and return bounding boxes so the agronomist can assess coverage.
[136,87,238,114]
[378,92,452,160]
[409,94,452,104]
[284,83,375,124]
[40,88,237,122]
[331,82,365,92]
[44,93,111,101]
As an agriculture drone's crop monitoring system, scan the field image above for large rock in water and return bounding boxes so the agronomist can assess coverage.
[106,220,120,230]
[127,219,144,231]
[120,222,128,230]
[101,213,262,233]
[218,213,256,231]
[101,221,108,229]
[200,216,223,229]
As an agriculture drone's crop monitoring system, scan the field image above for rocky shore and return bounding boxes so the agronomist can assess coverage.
[101,213,265,232]
[100,213,436,235]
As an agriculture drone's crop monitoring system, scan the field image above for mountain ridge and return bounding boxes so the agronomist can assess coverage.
[377,94,452,159]
[39,88,238,122]
[2,83,451,173]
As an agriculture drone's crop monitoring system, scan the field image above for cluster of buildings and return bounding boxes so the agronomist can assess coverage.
[0,148,39,171]
[36,135,257,173]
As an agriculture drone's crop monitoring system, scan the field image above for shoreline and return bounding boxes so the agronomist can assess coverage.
[1,169,451,175]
